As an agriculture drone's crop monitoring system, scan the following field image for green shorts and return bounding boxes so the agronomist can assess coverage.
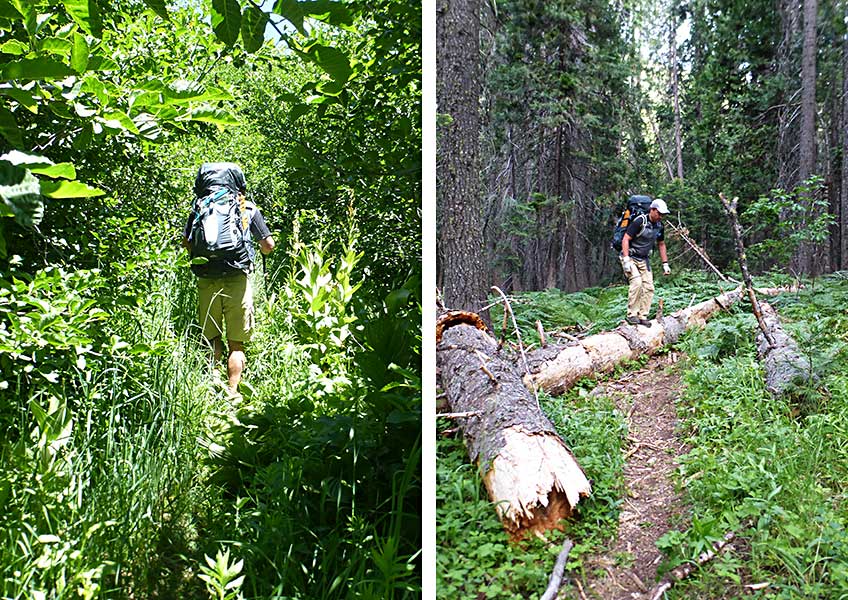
[197,273,254,343]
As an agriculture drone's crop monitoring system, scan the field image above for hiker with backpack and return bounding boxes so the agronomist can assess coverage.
[612,196,670,326]
[182,162,275,397]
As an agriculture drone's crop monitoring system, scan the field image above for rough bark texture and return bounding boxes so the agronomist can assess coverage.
[438,323,592,537]
[777,0,801,192]
[842,27,848,269]
[436,0,490,322]
[793,0,819,274]
[525,290,743,396]
[756,301,813,396]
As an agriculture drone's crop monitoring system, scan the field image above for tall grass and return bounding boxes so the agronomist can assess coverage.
[1,231,421,599]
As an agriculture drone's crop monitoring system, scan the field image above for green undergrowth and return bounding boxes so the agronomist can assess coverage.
[654,272,848,598]
[0,232,421,599]
[489,269,743,346]
[438,270,848,599]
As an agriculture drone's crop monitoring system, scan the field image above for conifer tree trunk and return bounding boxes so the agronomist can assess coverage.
[793,0,818,274]
[436,0,490,321]
[777,0,801,192]
[842,23,848,270]
[670,18,684,181]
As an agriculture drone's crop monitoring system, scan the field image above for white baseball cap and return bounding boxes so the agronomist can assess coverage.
[651,198,670,214]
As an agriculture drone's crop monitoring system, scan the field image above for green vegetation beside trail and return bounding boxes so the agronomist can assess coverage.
[437,271,848,599]
[0,1,420,599]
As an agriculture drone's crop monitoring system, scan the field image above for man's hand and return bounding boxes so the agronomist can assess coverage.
[622,255,635,276]
[662,262,671,276]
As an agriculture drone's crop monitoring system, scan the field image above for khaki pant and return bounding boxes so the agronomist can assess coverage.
[620,256,654,319]
[197,273,254,343]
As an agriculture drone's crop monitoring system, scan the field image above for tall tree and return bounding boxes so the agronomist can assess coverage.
[670,12,684,180]
[793,0,819,273]
[842,16,848,269]
[436,0,490,320]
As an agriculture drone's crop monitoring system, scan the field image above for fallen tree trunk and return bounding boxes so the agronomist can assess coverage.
[757,301,814,396]
[437,314,592,537]
[524,289,743,396]
[524,287,796,396]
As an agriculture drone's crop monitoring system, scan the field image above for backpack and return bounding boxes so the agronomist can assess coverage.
[188,163,255,278]
[611,195,652,252]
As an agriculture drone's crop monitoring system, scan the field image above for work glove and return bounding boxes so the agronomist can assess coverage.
[662,262,671,276]
[621,255,633,275]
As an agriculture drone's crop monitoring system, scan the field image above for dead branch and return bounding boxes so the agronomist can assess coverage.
[539,539,574,600]
[491,285,539,408]
[436,411,480,419]
[666,221,739,284]
[647,530,737,600]
[536,320,548,348]
[719,193,776,348]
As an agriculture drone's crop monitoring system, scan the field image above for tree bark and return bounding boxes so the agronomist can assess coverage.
[670,17,684,181]
[756,301,814,396]
[524,288,743,396]
[437,318,592,538]
[842,22,848,269]
[436,0,490,322]
[793,0,818,274]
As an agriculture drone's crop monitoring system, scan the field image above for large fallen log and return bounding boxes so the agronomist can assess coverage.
[437,314,592,537]
[524,289,743,396]
[523,287,797,396]
[757,301,813,396]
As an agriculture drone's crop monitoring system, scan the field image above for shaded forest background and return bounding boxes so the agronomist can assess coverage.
[438,0,848,305]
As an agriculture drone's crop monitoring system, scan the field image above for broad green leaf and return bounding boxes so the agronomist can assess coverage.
[1,57,75,81]
[70,32,88,73]
[211,0,241,47]
[62,0,101,38]
[142,0,169,20]
[273,0,305,35]
[0,1,23,20]
[301,0,353,28]
[0,162,42,226]
[40,179,104,198]
[0,106,21,146]
[101,110,140,134]
[0,87,39,113]
[87,55,117,71]
[241,4,268,54]
[0,39,28,55]
[188,105,239,127]
[289,104,310,121]
[40,37,72,56]
[0,151,75,180]
[306,43,351,83]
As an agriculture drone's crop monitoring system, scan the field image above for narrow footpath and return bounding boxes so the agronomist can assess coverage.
[575,354,689,600]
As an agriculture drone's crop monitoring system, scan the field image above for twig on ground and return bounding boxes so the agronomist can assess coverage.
[539,539,574,600]
[436,411,480,419]
[574,578,590,600]
[536,320,548,348]
[647,530,737,600]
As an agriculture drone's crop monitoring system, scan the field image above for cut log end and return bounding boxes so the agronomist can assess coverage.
[436,310,489,343]
[481,426,592,539]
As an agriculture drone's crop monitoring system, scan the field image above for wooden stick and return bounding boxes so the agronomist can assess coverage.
[539,539,574,600]
[536,320,548,348]
[436,411,480,419]
[648,530,737,600]
[666,221,739,283]
[491,285,539,408]
[718,193,776,348]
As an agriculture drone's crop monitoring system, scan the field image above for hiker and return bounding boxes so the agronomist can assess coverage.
[182,162,275,396]
[619,198,670,326]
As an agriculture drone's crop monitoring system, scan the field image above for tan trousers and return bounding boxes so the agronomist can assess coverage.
[620,256,654,319]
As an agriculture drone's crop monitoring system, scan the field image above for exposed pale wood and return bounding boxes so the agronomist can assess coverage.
[525,288,743,395]
[438,321,592,537]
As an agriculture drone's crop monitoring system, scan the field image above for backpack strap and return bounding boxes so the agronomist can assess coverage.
[634,213,648,238]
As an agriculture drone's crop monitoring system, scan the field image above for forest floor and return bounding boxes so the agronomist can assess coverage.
[576,353,690,600]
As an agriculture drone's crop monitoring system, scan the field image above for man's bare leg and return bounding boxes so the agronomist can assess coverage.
[227,340,246,395]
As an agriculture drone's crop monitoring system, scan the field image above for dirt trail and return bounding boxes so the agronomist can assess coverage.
[574,354,689,600]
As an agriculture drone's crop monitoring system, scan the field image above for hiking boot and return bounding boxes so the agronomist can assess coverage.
[625,316,640,325]
[639,318,653,327]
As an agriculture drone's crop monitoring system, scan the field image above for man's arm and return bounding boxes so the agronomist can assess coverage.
[621,234,631,257]
[658,240,668,263]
